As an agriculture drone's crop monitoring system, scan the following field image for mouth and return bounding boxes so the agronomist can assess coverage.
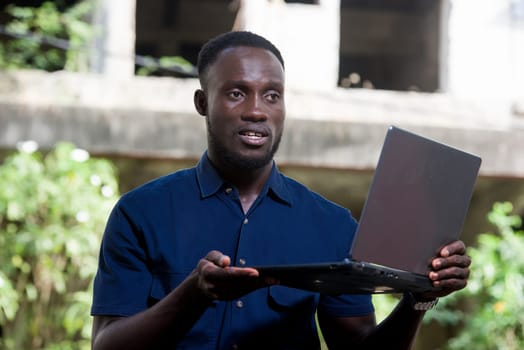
[240,130,265,138]
[238,128,269,146]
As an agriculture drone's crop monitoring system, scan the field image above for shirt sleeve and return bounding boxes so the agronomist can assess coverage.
[317,209,374,317]
[317,293,374,317]
[90,200,153,316]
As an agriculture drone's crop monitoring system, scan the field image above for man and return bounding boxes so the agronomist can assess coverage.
[90,31,471,349]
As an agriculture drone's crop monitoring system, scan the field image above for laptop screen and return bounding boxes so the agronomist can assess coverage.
[349,126,481,275]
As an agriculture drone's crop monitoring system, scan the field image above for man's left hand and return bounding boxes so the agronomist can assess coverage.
[423,240,471,299]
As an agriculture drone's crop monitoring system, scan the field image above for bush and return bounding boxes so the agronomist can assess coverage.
[428,201,524,350]
[0,1,95,71]
[0,141,118,349]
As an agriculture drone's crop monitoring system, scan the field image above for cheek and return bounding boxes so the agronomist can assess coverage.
[207,101,239,122]
[207,114,232,137]
[273,107,285,126]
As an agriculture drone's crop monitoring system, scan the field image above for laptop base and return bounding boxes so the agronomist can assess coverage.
[255,259,440,295]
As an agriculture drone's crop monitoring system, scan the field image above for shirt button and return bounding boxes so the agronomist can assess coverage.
[236,300,244,308]
[239,258,246,266]
[225,187,232,194]
[243,218,248,224]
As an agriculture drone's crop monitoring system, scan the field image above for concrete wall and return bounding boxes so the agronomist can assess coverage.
[237,0,341,91]
[1,69,522,176]
[447,0,524,103]
[1,70,523,239]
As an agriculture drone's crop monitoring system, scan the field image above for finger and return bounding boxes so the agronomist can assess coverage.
[422,277,469,299]
[429,266,470,282]
[195,261,220,299]
[205,250,231,267]
[439,240,466,257]
[204,266,259,288]
[226,266,260,277]
[432,254,471,270]
[207,269,265,300]
[432,277,468,292]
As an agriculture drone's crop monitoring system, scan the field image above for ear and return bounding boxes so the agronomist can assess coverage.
[194,89,207,116]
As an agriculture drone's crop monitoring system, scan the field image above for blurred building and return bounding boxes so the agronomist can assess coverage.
[1,0,523,347]
[2,0,523,210]
[1,1,523,206]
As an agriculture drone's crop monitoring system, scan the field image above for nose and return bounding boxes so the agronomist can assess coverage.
[241,94,268,122]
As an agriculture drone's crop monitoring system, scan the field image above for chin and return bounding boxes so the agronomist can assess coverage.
[227,154,272,170]
[208,130,281,171]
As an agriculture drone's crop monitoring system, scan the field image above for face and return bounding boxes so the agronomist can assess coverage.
[195,46,285,171]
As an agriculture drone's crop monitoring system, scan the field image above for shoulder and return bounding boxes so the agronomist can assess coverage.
[279,172,353,218]
[118,167,197,208]
[274,172,359,259]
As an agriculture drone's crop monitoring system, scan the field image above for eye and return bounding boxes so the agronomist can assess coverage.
[265,92,281,103]
[227,90,244,99]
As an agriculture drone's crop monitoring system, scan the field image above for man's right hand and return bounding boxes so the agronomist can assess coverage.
[194,250,270,301]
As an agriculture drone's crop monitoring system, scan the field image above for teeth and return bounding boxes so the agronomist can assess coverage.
[244,131,262,137]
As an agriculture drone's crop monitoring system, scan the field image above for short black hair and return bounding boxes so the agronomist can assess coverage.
[197,31,285,87]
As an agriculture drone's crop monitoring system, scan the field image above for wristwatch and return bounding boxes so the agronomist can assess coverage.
[404,292,439,311]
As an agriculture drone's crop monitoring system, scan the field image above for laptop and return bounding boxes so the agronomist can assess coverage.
[253,125,482,295]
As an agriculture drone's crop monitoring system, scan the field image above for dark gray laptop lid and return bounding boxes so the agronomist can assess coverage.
[349,125,482,275]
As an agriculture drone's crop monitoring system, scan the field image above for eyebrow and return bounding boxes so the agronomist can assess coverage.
[222,79,284,90]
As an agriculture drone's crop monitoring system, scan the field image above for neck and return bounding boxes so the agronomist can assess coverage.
[208,155,273,213]
[220,162,272,197]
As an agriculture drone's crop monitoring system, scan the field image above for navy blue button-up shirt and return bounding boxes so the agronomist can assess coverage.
[91,153,373,349]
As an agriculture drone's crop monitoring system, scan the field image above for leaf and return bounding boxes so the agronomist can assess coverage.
[0,141,119,348]
[431,202,524,350]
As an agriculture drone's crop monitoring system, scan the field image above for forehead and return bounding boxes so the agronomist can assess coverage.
[204,46,284,87]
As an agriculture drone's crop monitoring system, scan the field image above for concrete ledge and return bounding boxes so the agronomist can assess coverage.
[514,100,524,117]
[1,70,523,178]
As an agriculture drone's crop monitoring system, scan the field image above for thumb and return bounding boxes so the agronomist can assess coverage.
[219,254,231,267]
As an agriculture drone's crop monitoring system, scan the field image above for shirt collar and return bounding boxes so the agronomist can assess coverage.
[196,152,292,206]
[196,152,224,198]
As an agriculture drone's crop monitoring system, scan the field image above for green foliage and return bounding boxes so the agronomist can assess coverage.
[0,142,119,349]
[135,55,195,77]
[373,293,400,323]
[428,201,524,350]
[0,1,95,71]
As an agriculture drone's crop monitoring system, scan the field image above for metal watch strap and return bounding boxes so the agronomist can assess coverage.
[405,292,439,311]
